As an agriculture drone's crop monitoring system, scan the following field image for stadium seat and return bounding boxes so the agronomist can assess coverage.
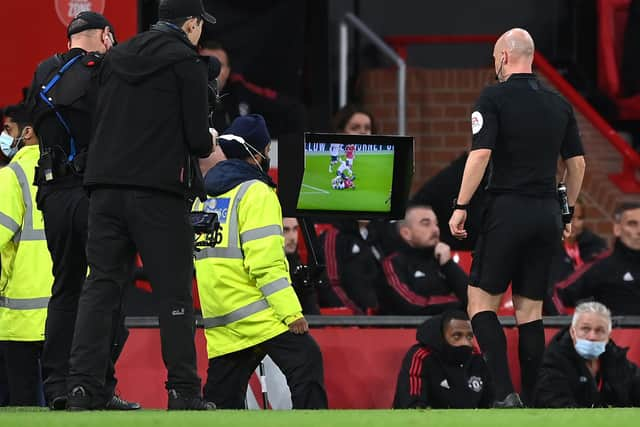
[452,250,473,274]
[597,0,640,119]
[319,307,356,316]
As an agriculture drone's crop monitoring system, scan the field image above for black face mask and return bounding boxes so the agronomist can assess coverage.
[259,156,270,173]
[442,344,473,365]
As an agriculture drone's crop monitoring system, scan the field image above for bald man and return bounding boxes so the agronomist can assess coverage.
[448,28,586,407]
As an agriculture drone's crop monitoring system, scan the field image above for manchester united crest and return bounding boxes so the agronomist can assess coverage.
[467,375,484,393]
[55,0,106,27]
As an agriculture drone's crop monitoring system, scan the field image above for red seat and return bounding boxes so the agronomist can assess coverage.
[451,250,473,274]
[597,0,640,119]
[319,307,355,316]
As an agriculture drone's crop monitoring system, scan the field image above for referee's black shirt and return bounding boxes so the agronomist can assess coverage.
[471,73,584,197]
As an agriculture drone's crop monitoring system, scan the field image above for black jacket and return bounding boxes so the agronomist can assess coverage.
[534,327,640,408]
[549,229,608,285]
[84,23,212,197]
[27,48,101,192]
[317,221,385,314]
[393,315,494,409]
[378,240,468,315]
[212,75,306,138]
[557,239,640,315]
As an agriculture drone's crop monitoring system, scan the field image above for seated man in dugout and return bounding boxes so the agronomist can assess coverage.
[534,301,640,407]
[378,204,468,315]
[554,202,640,315]
[393,310,494,409]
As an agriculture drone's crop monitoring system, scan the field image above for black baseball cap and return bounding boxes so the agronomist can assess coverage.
[67,11,115,41]
[158,0,216,24]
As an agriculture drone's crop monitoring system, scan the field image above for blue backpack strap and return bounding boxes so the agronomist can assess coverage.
[38,53,85,161]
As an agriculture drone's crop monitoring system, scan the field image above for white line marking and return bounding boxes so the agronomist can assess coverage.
[301,183,329,194]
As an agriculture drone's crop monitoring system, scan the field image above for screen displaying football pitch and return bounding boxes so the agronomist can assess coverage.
[296,143,394,213]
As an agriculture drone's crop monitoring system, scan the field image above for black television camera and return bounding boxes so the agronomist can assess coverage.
[190,211,222,251]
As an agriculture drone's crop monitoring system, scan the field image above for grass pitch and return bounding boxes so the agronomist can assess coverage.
[1,408,639,427]
[297,151,394,213]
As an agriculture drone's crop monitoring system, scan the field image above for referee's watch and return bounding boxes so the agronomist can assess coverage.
[452,198,469,211]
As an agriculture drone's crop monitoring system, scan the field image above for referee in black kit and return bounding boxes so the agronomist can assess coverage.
[448,28,585,408]
[65,0,217,410]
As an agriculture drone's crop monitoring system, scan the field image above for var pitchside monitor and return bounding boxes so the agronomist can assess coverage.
[278,133,414,220]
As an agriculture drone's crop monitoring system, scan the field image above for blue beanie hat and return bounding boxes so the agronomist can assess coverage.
[218,114,271,159]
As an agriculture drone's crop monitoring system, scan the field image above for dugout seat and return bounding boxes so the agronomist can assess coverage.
[598,0,640,119]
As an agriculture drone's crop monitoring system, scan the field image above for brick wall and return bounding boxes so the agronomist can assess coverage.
[360,67,640,244]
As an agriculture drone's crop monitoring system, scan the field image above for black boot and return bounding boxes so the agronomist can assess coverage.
[167,389,216,410]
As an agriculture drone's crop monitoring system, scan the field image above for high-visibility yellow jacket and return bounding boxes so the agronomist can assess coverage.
[194,178,303,359]
[0,145,52,341]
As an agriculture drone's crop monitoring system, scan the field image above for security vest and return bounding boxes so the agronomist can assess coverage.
[0,145,53,341]
[193,179,303,359]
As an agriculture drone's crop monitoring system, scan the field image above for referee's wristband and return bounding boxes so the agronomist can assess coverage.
[562,206,575,224]
[452,198,469,211]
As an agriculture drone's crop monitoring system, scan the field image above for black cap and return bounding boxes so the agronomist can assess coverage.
[67,11,115,40]
[158,0,216,24]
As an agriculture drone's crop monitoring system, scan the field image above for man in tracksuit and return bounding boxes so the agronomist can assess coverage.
[194,114,328,409]
[393,310,494,408]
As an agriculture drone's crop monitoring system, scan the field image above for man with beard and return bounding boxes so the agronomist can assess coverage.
[393,310,494,408]
[379,205,468,315]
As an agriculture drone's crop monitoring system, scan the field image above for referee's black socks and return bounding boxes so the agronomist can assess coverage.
[518,319,544,406]
[471,311,514,400]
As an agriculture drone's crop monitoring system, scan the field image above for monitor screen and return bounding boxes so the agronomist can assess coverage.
[279,132,414,220]
[297,141,395,213]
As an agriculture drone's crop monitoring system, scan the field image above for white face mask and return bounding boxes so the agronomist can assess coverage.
[0,131,19,159]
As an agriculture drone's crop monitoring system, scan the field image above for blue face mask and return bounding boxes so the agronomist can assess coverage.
[0,131,18,159]
[574,338,607,360]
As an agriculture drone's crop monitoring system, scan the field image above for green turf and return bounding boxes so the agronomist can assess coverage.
[297,151,394,212]
[1,408,639,427]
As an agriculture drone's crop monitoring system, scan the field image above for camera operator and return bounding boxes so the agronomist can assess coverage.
[24,11,137,410]
[194,114,327,409]
[65,0,216,410]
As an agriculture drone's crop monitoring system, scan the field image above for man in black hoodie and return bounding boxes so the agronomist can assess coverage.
[534,302,640,407]
[66,0,216,410]
[393,310,494,409]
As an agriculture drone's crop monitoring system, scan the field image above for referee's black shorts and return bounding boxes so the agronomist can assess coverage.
[469,193,563,300]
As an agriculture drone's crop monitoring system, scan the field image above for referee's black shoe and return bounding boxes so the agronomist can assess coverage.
[493,392,524,408]
[167,389,216,410]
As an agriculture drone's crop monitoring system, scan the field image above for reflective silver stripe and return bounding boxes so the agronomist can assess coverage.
[260,278,290,297]
[240,224,282,245]
[195,180,260,260]
[226,179,260,249]
[7,163,46,241]
[202,299,269,328]
[195,246,243,260]
[0,296,50,310]
[0,212,20,234]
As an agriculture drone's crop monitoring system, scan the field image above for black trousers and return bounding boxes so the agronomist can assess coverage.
[68,187,200,399]
[0,341,44,406]
[38,186,124,401]
[0,343,7,406]
[203,331,328,409]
